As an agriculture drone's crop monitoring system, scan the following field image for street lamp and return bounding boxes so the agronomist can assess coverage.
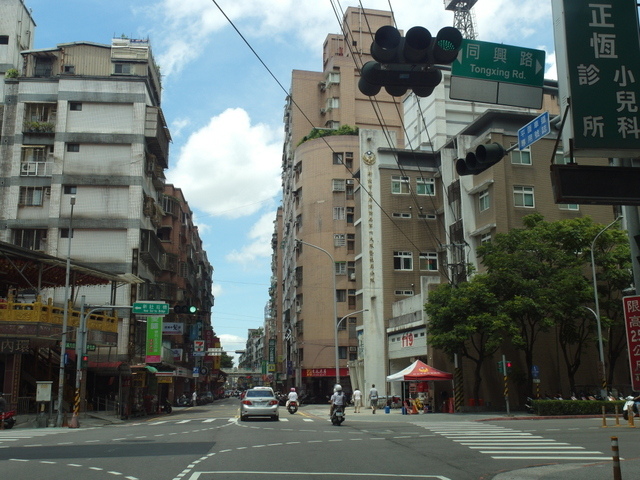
[590,215,622,394]
[335,309,368,385]
[57,195,76,427]
[295,239,338,383]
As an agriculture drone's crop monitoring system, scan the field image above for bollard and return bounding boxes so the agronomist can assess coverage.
[602,405,607,428]
[629,408,635,427]
[611,436,621,480]
[614,405,621,426]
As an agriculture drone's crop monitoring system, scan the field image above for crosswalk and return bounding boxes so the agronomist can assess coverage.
[420,421,611,461]
[138,416,317,426]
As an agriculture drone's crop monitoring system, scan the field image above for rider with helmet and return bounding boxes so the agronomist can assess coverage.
[286,387,298,408]
[329,384,346,416]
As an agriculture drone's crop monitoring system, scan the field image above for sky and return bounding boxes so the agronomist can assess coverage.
[23,0,558,365]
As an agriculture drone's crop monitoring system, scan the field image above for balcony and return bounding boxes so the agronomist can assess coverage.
[20,161,54,177]
[0,296,118,334]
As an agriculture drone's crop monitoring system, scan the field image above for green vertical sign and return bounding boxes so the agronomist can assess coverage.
[560,0,640,153]
[145,316,162,363]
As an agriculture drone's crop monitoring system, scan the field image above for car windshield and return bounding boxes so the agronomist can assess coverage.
[246,390,273,398]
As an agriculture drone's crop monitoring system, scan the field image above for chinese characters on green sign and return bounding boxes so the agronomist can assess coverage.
[553,0,640,156]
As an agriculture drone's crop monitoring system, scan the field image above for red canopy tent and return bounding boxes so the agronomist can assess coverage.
[386,360,453,382]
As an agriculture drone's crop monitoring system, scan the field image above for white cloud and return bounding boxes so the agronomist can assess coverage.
[166,108,282,219]
[225,210,278,265]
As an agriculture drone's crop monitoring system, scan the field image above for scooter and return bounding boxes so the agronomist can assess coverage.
[1,410,16,429]
[623,396,638,420]
[287,400,298,414]
[331,405,345,426]
[163,400,172,414]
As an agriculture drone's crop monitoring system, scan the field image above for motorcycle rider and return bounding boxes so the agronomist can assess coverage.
[329,384,346,416]
[286,387,298,408]
[0,392,6,430]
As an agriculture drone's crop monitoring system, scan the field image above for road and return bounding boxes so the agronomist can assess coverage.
[1,399,638,480]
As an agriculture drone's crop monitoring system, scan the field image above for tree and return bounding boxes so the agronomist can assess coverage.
[219,351,234,369]
[478,214,599,396]
[425,274,514,402]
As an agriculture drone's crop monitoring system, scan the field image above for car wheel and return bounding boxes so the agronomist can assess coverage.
[272,415,279,421]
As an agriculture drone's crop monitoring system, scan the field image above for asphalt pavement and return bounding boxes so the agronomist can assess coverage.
[10,404,640,480]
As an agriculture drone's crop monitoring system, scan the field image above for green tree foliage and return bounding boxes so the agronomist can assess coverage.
[425,274,514,401]
[219,351,234,369]
[297,125,359,146]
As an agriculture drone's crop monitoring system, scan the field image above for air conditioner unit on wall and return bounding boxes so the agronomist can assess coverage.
[349,273,356,281]
[346,179,354,185]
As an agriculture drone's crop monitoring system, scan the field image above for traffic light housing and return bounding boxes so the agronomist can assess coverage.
[174,305,198,315]
[456,143,507,176]
[81,355,89,368]
[358,25,462,98]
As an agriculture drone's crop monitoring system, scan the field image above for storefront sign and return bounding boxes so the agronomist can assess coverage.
[301,368,349,378]
[623,295,640,390]
[145,316,162,363]
[163,322,183,335]
[0,338,30,354]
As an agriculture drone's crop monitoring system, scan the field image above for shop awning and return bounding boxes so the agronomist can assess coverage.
[131,364,158,373]
[87,361,131,376]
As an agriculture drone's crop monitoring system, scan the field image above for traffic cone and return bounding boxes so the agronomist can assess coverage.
[411,402,418,415]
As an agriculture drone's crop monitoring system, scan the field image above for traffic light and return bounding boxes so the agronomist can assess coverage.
[505,361,513,374]
[81,355,88,368]
[497,360,513,375]
[174,305,198,315]
[358,25,462,98]
[455,143,506,176]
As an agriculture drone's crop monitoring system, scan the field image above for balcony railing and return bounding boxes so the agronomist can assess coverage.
[20,161,54,177]
[0,296,118,333]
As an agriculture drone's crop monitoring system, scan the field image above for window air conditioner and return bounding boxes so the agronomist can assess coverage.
[320,108,327,115]
[346,179,354,185]
[349,273,356,281]
[349,346,357,352]
[296,306,301,313]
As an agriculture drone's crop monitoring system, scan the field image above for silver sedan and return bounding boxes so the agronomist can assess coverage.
[239,387,279,421]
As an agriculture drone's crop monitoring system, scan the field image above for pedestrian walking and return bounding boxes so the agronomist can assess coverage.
[192,391,198,406]
[353,388,362,413]
[369,384,379,414]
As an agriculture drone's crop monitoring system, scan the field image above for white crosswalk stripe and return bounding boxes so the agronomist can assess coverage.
[420,421,611,461]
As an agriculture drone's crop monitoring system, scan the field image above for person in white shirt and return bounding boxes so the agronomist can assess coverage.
[329,384,346,416]
[369,384,379,414]
[352,388,363,413]
[286,388,298,407]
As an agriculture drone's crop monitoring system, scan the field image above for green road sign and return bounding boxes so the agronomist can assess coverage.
[66,342,96,351]
[133,301,169,315]
[452,39,545,87]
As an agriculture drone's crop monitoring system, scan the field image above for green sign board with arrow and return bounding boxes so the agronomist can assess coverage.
[452,39,545,87]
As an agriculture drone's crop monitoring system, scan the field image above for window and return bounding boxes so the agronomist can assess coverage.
[14,229,47,251]
[559,203,580,211]
[333,206,345,220]
[335,262,346,275]
[0,35,9,45]
[395,289,414,296]
[392,212,411,219]
[480,233,492,244]
[511,144,532,165]
[179,262,188,277]
[67,143,80,152]
[393,251,413,271]
[419,252,438,271]
[417,177,435,196]
[326,97,339,109]
[478,189,490,212]
[114,63,132,74]
[19,187,47,206]
[334,233,346,247]
[60,228,74,239]
[333,153,343,164]
[332,179,346,191]
[344,152,353,169]
[69,102,82,111]
[346,207,354,224]
[64,185,77,195]
[63,65,75,74]
[347,234,355,253]
[418,213,437,220]
[391,175,410,194]
[336,290,347,302]
[513,186,535,207]
[34,58,53,77]
[337,317,347,331]
[338,346,348,360]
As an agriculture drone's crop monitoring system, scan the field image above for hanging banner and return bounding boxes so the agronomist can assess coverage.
[145,316,162,363]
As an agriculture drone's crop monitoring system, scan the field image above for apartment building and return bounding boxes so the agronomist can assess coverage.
[0,5,213,414]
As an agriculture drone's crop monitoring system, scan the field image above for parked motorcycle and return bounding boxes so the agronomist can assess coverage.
[163,400,173,414]
[176,394,192,407]
[330,405,345,426]
[287,400,298,414]
[623,396,639,420]
[1,410,16,429]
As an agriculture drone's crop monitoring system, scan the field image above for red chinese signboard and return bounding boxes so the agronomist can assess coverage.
[623,295,640,391]
[301,368,349,378]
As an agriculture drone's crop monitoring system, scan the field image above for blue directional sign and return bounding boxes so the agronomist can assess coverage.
[531,365,540,380]
[518,111,550,150]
